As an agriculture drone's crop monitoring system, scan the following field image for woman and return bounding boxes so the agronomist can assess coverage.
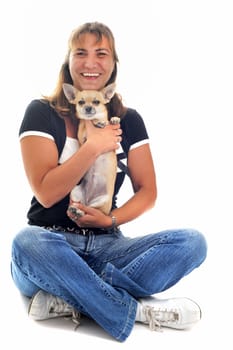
[11,22,207,342]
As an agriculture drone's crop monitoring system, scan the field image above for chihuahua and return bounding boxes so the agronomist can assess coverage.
[63,83,120,218]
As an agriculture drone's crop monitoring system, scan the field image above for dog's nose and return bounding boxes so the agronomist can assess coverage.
[85,106,93,114]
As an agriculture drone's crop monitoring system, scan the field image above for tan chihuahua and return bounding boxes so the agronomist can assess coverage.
[63,83,120,218]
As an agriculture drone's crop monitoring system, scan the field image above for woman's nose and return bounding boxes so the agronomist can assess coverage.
[83,55,97,69]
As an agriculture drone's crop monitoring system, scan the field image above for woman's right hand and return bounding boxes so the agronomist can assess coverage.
[84,120,122,155]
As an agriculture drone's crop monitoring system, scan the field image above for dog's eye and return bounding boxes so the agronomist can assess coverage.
[93,99,100,106]
[78,99,85,106]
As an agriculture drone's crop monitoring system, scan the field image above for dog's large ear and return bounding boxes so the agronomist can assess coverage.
[101,83,116,103]
[63,83,79,104]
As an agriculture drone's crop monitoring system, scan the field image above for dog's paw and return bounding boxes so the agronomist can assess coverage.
[68,205,85,218]
[110,116,120,125]
[94,121,107,128]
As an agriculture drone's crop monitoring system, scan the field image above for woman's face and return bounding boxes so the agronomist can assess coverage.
[69,33,115,91]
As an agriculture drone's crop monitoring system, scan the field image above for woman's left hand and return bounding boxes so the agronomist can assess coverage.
[67,200,111,228]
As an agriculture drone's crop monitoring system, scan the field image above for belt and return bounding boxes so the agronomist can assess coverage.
[42,225,116,236]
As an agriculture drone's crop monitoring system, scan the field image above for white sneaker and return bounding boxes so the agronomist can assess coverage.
[28,290,80,327]
[138,296,201,331]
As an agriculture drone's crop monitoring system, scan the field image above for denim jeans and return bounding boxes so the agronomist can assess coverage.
[11,226,207,341]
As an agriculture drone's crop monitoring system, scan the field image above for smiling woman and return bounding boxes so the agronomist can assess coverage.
[10,21,207,342]
[68,24,116,91]
[43,22,125,120]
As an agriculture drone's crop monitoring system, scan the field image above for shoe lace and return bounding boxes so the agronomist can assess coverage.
[50,297,81,330]
[49,297,73,315]
[67,310,81,330]
[144,306,179,331]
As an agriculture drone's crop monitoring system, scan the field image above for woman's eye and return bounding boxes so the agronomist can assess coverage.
[75,51,86,57]
[97,52,107,57]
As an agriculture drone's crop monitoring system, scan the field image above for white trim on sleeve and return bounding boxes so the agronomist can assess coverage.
[129,139,149,151]
[19,131,55,141]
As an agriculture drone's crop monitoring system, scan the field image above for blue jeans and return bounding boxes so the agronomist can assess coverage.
[11,226,207,341]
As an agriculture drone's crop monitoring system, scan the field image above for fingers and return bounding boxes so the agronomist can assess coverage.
[67,202,93,224]
[67,205,84,223]
[111,123,122,133]
[84,120,122,152]
[116,135,122,143]
[110,123,122,143]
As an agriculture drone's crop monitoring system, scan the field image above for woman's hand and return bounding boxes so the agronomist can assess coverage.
[84,120,122,155]
[67,200,112,229]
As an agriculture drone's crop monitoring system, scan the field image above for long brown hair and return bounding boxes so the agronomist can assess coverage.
[44,22,126,119]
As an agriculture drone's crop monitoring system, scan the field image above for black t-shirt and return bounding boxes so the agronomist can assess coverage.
[19,99,149,227]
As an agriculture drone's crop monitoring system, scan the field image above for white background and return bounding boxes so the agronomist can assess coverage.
[1,0,232,348]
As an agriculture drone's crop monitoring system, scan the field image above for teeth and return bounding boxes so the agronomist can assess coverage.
[82,73,99,77]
